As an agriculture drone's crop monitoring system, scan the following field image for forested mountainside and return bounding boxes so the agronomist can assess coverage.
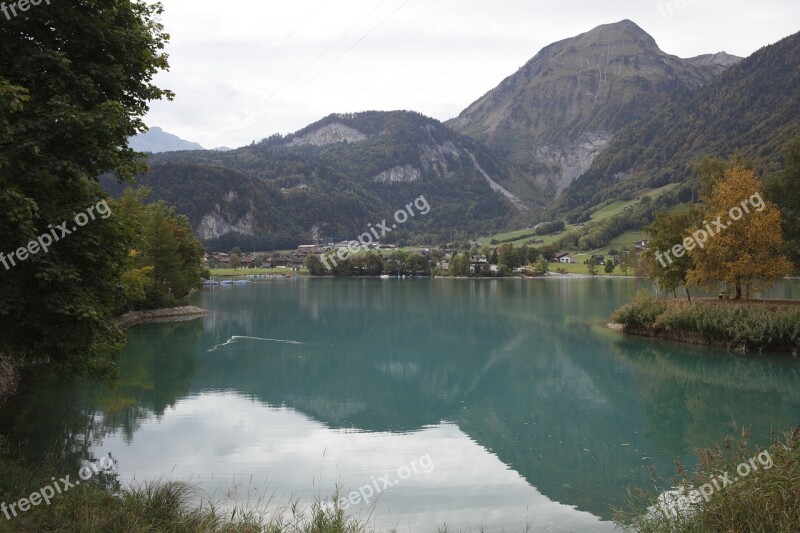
[105,111,537,250]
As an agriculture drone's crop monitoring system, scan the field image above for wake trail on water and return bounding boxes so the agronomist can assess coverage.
[208,336,308,352]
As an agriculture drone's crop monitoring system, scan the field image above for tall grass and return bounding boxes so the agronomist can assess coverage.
[0,438,370,533]
[610,292,668,330]
[611,292,800,353]
[614,427,800,532]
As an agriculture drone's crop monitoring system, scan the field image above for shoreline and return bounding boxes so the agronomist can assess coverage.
[251,273,641,280]
[608,322,752,352]
[116,306,208,330]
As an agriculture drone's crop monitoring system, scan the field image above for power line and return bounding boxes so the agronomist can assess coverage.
[192,3,320,132]
[218,0,395,142]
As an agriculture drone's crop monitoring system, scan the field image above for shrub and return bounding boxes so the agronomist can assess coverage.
[615,427,800,533]
[610,292,667,329]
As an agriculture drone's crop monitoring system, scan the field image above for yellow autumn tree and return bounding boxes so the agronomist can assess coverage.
[687,162,793,299]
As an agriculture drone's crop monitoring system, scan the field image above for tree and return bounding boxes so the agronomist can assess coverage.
[644,206,701,300]
[362,252,384,276]
[765,137,800,273]
[619,253,631,275]
[695,157,728,198]
[0,1,172,378]
[497,244,519,269]
[304,254,325,276]
[587,261,598,275]
[115,189,206,308]
[404,253,427,275]
[539,243,560,262]
[526,246,540,264]
[604,260,616,274]
[450,253,471,276]
[687,163,793,299]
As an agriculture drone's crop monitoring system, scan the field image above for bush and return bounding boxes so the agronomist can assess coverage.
[615,427,800,533]
[610,292,668,329]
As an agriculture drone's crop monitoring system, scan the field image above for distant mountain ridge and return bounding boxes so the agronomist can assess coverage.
[106,111,535,250]
[129,126,205,153]
[449,20,741,199]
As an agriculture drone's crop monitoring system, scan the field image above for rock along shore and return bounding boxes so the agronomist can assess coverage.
[116,306,207,330]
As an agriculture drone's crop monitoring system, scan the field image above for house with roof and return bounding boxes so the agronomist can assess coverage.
[272,255,292,267]
[553,252,574,263]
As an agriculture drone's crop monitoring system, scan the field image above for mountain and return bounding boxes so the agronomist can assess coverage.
[684,51,742,71]
[128,126,205,153]
[104,111,536,251]
[553,30,800,216]
[449,20,740,200]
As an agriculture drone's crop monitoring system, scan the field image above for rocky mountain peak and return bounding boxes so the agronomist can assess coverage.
[572,19,658,50]
[449,20,739,199]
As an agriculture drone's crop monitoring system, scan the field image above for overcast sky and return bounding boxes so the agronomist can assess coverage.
[143,0,800,149]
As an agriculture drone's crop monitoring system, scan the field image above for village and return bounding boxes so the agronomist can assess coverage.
[203,239,651,277]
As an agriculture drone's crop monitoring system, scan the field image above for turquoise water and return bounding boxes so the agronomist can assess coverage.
[2,278,800,531]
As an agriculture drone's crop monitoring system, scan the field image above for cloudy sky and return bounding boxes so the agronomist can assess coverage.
[144,0,800,149]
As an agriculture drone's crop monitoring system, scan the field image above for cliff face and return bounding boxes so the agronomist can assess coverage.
[449,20,740,197]
[287,123,368,147]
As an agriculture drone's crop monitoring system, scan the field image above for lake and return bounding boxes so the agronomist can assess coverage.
[2,278,800,531]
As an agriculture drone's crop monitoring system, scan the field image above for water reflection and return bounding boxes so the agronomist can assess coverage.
[1,278,798,531]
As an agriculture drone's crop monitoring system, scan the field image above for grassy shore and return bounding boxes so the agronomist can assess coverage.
[0,439,366,532]
[614,427,800,532]
[209,267,298,276]
[610,292,800,353]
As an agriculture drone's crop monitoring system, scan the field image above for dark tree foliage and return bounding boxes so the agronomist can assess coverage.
[765,137,800,273]
[0,1,172,378]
